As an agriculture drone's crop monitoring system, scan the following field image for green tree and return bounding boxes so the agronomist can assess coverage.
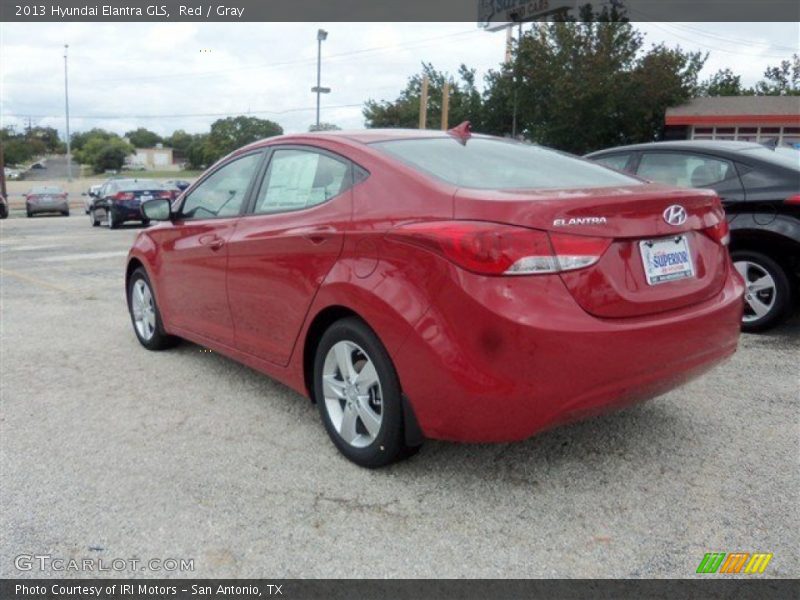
[28,126,63,153]
[309,122,342,132]
[71,128,114,152]
[125,127,163,148]
[481,5,706,153]
[165,129,194,154]
[205,116,283,163]
[700,68,746,96]
[755,54,800,95]
[73,133,134,173]
[363,63,484,130]
[185,134,213,170]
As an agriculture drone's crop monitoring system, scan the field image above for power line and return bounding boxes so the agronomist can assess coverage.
[641,21,791,60]
[655,22,799,55]
[0,102,365,121]
[86,29,483,85]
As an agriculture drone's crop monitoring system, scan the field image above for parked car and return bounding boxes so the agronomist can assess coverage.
[586,141,800,332]
[82,184,104,214]
[164,179,191,191]
[0,193,8,219]
[160,181,184,202]
[90,179,172,228]
[126,127,743,467]
[24,186,69,217]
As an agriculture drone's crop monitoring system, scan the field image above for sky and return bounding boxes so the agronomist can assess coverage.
[0,21,798,139]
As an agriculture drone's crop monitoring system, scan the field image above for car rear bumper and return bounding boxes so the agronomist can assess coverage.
[28,201,69,214]
[393,262,744,442]
[108,203,144,222]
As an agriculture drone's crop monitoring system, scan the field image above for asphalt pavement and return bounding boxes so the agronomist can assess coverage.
[0,214,798,578]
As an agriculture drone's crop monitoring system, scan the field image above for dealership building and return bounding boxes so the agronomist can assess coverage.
[664,96,800,146]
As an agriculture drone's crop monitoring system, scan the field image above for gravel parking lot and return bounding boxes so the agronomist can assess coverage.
[1,214,798,579]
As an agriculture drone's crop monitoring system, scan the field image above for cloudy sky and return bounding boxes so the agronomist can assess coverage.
[0,21,797,139]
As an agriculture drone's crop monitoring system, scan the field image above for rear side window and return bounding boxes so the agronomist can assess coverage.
[254,149,350,214]
[637,153,736,188]
[593,153,632,172]
[374,137,639,190]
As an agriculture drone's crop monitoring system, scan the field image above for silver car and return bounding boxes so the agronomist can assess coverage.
[25,186,70,217]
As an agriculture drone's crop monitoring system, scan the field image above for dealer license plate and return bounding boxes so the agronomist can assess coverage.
[639,235,694,285]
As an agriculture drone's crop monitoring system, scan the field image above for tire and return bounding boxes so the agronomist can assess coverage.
[62,210,70,217]
[126,267,179,351]
[313,317,417,468]
[142,219,151,227]
[732,250,794,333]
[26,210,33,218]
[0,205,8,219]
[90,210,100,227]
[107,208,118,229]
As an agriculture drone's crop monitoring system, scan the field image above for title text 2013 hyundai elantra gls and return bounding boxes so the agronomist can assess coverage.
[126,126,744,467]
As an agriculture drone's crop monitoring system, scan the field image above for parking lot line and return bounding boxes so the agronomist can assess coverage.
[0,267,75,294]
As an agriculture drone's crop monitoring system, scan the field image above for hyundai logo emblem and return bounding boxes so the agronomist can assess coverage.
[663,205,688,226]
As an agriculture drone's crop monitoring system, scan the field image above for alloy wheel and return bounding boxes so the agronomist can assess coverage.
[131,279,157,341]
[734,260,777,323]
[321,340,383,448]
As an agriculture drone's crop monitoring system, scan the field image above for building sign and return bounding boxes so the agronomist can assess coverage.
[478,0,576,30]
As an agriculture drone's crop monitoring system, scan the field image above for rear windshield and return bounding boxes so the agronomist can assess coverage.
[374,137,641,190]
[738,146,800,170]
[30,186,62,194]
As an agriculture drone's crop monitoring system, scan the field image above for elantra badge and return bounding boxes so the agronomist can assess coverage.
[663,205,688,226]
[553,216,608,227]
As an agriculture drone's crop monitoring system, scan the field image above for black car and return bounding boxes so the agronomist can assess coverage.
[164,179,191,191]
[586,141,800,332]
[89,179,172,229]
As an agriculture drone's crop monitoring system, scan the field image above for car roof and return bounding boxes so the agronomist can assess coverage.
[236,128,493,154]
[586,140,766,157]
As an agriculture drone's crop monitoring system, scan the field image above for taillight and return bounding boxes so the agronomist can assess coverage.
[703,219,730,246]
[157,191,172,199]
[786,194,800,206]
[548,232,613,272]
[113,192,135,201]
[388,221,610,276]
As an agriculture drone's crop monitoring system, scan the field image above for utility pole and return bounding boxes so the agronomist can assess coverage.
[312,29,330,129]
[441,80,451,131]
[64,44,72,181]
[0,141,7,201]
[511,22,522,139]
[418,75,429,130]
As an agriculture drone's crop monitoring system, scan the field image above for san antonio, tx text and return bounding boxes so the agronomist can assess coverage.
[15,583,281,596]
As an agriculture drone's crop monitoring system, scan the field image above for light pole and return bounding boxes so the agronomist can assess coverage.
[312,29,330,129]
[64,44,72,181]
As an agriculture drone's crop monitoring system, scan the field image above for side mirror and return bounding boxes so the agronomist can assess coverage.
[141,198,172,221]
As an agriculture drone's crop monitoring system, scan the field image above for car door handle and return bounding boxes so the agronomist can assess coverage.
[199,234,225,251]
[301,226,336,245]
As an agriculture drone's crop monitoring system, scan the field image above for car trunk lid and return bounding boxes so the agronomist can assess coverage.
[453,184,730,318]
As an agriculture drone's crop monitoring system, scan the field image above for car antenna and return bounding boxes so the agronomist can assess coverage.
[447,121,472,146]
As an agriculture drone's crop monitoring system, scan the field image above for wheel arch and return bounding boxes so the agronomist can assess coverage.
[729,228,800,281]
[125,257,145,291]
[301,305,362,402]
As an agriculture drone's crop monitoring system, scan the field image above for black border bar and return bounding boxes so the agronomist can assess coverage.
[2,579,799,600]
[1,0,799,22]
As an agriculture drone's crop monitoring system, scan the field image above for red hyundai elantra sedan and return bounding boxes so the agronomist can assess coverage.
[126,126,744,467]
